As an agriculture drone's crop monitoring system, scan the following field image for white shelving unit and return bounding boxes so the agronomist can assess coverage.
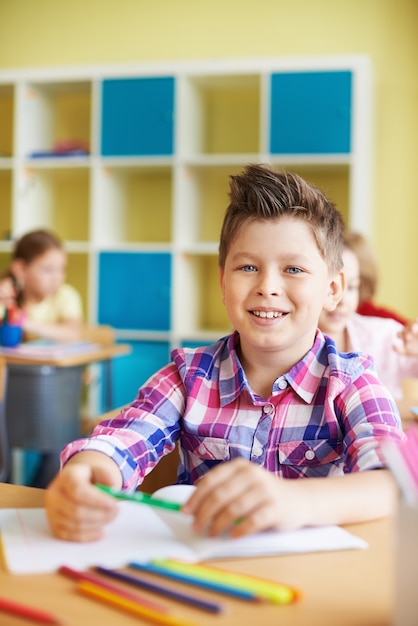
[0,56,373,407]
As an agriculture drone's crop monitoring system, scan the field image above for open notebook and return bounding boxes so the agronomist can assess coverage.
[0,485,367,575]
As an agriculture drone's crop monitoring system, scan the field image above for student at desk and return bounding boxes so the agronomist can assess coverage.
[319,233,418,400]
[46,165,403,543]
[345,230,408,326]
[0,229,83,488]
[0,229,83,342]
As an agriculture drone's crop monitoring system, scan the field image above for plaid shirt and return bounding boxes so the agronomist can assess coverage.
[62,330,403,490]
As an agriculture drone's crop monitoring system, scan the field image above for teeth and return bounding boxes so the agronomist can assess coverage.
[253,310,282,318]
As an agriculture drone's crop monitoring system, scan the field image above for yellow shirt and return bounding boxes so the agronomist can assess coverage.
[1,284,83,326]
[24,284,83,324]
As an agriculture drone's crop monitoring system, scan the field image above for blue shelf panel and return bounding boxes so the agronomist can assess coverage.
[104,340,171,409]
[98,252,171,330]
[270,71,351,154]
[101,76,175,156]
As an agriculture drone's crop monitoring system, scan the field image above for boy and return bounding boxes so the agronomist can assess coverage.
[46,164,402,542]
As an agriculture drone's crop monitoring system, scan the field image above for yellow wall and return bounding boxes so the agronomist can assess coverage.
[0,0,417,318]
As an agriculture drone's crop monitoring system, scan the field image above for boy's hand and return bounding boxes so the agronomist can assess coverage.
[45,462,120,542]
[182,458,311,538]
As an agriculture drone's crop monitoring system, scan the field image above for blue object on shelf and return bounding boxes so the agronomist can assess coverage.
[101,340,171,408]
[101,76,175,156]
[98,252,171,331]
[270,71,352,154]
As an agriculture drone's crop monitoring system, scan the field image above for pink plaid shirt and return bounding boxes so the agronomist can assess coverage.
[62,330,403,490]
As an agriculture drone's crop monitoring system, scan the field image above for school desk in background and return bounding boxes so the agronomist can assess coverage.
[0,326,130,484]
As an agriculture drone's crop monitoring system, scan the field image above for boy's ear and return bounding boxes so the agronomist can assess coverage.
[219,267,226,304]
[323,270,346,312]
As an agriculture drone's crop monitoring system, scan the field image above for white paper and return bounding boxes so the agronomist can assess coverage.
[0,485,367,575]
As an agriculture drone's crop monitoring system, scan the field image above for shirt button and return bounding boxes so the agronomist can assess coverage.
[277,377,287,390]
[253,442,263,457]
[198,444,206,455]
[305,449,315,461]
[263,404,274,415]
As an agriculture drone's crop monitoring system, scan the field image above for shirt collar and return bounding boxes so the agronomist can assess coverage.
[218,330,328,406]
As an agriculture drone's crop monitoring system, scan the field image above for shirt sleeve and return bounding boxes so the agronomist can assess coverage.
[333,370,405,473]
[60,361,186,490]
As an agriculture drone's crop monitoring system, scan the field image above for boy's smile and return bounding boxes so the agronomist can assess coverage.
[220,216,343,372]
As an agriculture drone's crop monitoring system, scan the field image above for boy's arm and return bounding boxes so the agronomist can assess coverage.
[182,458,398,537]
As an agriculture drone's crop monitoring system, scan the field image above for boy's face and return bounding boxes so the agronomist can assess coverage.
[220,217,344,366]
[318,248,360,336]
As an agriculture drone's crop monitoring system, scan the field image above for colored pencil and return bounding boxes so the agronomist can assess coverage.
[95,565,223,613]
[151,559,299,604]
[59,565,168,612]
[0,596,62,625]
[95,484,182,512]
[129,561,259,601]
[77,580,197,626]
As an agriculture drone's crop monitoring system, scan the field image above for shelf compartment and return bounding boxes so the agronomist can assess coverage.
[20,80,91,157]
[101,76,174,156]
[0,84,14,157]
[105,339,171,408]
[0,251,10,275]
[176,164,244,246]
[174,252,231,337]
[16,166,90,241]
[0,169,12,241]
[65,252,90,320]
[180,74,260,156]
[95,164,172,245]
[98,251,171,331]
[270,71,352,154]
[269,162,350,224]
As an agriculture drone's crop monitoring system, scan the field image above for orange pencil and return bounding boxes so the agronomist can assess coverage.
[78,580,197,626]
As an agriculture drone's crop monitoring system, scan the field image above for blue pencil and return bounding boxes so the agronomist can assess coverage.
[129,562,260,602]
[95,566,223,614]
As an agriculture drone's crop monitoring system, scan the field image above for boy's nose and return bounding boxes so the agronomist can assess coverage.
[256,274,283,296]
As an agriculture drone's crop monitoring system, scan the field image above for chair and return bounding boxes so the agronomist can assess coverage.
[80,324,115,346]
[0,357,8,482]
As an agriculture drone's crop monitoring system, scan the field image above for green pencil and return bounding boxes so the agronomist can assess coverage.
[95,484,182,512]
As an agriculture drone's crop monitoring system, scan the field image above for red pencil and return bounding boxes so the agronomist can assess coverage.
[59,565,168,613]
[0,596,62,624]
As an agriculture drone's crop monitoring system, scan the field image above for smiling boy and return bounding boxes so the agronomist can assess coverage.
[46,164,403,542]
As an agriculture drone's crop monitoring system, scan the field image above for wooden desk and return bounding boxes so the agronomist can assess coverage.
[1,342,130,368]
[0,483,395,626]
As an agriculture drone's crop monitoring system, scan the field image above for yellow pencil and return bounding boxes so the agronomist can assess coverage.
[77,580,197,626]
[152,559,299,604]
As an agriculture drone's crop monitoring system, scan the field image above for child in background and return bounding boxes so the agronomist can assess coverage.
[347,231,408,325]
[46,165,402,543]
[0,229,83,342]
[0,229,83,488]
[319,233,418,400]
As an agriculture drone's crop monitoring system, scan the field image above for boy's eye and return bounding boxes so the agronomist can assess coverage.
[240,265,257,272]
[287,266,302,275]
